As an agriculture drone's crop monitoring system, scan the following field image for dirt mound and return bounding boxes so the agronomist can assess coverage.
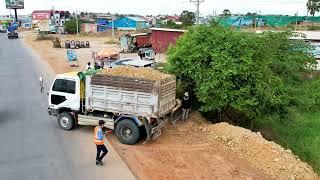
[109,113,270,180]
[202,122,319,180]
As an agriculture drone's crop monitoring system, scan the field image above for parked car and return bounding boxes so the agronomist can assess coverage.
[107,58,155,68]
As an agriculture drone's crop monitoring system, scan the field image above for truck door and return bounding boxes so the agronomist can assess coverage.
[48,78,80,112]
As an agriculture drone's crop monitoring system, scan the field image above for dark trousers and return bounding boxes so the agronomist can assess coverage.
[96,144,108,161]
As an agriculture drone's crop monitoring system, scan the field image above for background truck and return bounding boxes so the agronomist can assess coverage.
[47,69,179,145]
[120,33,152,53]
[7,25,18,39]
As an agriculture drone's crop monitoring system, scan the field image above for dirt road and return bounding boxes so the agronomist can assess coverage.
[0,33,135,180]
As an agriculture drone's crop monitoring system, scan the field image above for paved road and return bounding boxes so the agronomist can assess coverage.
[0,34,136,180]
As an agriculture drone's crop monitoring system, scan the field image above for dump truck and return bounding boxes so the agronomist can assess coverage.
[47,68,179,145]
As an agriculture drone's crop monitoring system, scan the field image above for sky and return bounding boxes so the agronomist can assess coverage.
[0,0,311,16]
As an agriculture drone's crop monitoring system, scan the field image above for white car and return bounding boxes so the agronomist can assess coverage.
[108,58,155,68]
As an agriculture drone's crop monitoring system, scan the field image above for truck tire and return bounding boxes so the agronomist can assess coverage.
[57,112,74,130]
[115,119,140,145]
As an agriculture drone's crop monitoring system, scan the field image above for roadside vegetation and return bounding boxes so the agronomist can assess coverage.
[166,25,320,174]
[256,78,320,173]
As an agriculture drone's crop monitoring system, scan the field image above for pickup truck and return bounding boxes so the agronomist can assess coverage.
[47,69,179,144]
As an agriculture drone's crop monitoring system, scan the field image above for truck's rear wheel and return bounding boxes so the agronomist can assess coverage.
[57,112,74,130]
[115,119,140,145]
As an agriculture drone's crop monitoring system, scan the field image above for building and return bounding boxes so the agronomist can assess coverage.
[31,10,70,27]
[109,16,147,30]
[96,13,113,20]
[150,27,186,53]
[165,15,180,22]
[143,16,157,27]
[81,23,98,33]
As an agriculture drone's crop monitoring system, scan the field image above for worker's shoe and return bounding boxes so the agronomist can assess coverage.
[98,160,104,166]
[96,160,100,165]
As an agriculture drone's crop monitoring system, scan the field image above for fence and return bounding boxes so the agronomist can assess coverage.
[216,15,320,27]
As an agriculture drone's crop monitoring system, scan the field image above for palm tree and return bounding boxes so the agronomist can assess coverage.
[222,9,231,17]
[307,0,320,26]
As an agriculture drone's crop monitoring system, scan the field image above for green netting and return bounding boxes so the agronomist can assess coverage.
[215,15,320,27]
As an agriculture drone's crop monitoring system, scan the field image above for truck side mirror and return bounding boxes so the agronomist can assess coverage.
[40,75,44,93]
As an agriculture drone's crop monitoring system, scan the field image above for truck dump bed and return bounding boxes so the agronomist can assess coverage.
[85,67,176,118]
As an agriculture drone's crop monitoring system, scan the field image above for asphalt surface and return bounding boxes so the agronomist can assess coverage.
[0,33,136,180]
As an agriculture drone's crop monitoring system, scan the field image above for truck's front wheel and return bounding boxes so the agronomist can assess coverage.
[115,119,140,145]
[57,112,74,130]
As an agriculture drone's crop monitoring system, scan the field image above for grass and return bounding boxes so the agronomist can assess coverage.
[256,110,320,174]
[104,39,119,45]
[35,34,54,41]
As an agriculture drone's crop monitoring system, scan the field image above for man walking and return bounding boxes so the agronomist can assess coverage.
[94,120,110,166]
[86,62,93,71]
[182,92,191,121]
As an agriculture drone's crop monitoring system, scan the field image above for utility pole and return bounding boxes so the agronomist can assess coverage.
[112,15,114,39]
[190,0,204,24]
[295,11,298,31]
[76,10,79,35]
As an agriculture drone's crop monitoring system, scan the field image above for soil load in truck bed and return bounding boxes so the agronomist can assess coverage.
[97,66,172,81]
[91,66,175,94]
[89,66,176,117]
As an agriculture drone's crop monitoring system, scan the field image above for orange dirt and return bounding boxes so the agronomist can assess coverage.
[22,31,319,180]
[23,31,118,74]
[109,113,270,180]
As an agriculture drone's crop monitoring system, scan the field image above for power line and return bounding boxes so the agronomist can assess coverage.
[190,0,204,24]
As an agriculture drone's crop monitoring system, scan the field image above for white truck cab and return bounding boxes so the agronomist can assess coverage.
[48,72,81,115]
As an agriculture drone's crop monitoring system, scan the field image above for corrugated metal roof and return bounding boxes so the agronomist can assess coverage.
[32,10,52,14]
[32,10,69,14]
[150,27,187,32]
[126,16,147,22]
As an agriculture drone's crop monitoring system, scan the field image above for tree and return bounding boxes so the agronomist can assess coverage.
[307,0,320,25]
[166,26,315,122]
[64,18,81,34]
[246,12,258,28]
[80,12,85,17]
[166,20,182,29]
[209,17,219,26]
[222,9,231,16]
[181,10,195,26]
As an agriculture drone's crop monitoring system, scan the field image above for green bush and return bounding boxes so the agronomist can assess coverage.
[166,25,315,121]
[308,26,320,31]
[64,18,81,34]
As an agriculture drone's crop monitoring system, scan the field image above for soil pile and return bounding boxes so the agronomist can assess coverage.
[99,66,172,81]
[201,123,319,180]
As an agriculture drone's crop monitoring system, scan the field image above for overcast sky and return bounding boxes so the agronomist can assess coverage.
[0,0,311,16]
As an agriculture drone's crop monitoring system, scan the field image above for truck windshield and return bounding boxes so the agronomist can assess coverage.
[52,79,76,94]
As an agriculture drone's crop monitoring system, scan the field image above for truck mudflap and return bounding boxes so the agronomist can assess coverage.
[170,99,183,124]
[143,117,167,144]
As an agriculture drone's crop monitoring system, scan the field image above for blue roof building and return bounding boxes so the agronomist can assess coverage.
[108,16,148,30]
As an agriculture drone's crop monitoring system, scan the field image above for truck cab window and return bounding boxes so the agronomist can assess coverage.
[52,79,76,94]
